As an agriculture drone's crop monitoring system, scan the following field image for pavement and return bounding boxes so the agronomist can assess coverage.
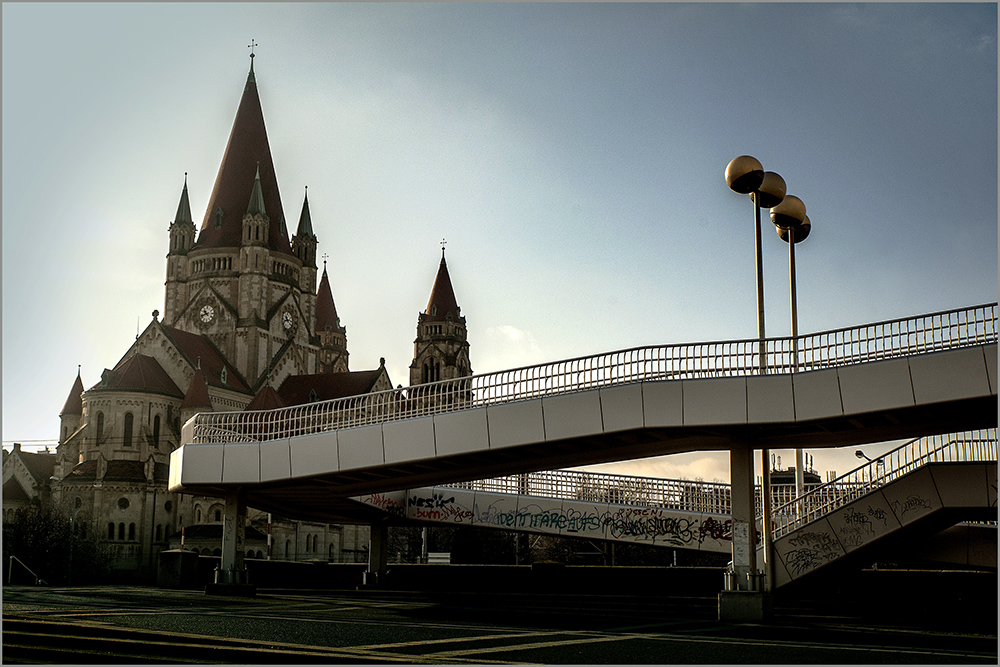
[3,584,997,664]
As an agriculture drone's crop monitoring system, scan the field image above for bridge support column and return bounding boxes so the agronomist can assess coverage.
[363,521,389,587]
[206,488,255,597]
[719,442,769,621]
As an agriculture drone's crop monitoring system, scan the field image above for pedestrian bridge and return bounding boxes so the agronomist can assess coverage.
[351,429,995,588]
[169,304,997,511]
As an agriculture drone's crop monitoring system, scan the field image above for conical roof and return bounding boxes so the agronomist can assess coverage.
[296,188,314,237]
[194,62,293,255]
[423,250,461,322]
[174,174,193,225]
[60,369,85,416]
[181,369,213,410]
[315,266,344,333]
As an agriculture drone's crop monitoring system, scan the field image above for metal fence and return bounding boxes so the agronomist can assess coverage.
[769,428,997,540]
[187,303,996,444]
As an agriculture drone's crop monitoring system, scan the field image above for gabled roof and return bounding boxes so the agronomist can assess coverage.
[11,448,57,485]
[93,354,183,398]
[194,62,293,256]
[61,370,85,416]
[423,250,462,323]
[277,368,387,406]
[63,459,98,482]
[160,325,252,394]
[315,267,344,334]
[3,477,31,502]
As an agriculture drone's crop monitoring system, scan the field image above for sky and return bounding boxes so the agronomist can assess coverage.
[3,3,996,484]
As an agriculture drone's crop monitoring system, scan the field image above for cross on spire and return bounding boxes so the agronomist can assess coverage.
[440,238,447,259]
[248,39,258,59]
[322,253,329,269]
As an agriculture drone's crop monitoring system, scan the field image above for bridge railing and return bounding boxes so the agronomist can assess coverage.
[187,303,996,444]
[769,428,997,540]
[448,469,735,515]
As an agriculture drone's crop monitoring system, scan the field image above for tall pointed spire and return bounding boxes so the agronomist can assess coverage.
[195,57,292,255]
[174,173,193,225]
[60,367,84,416]
[296,186,314,237]
[423,247,461,322]
[246,164,266,217]
[315,263,344,334]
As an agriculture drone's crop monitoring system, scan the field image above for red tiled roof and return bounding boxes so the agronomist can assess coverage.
[315,267,344,334]
[61,371,85,415]
[161,325,252,394]
[277,369,386,406]
[423,252,461,323]
[95,354,183,398]
[244,385,286,411]
[182,369,213,409]
[194,64,293,256]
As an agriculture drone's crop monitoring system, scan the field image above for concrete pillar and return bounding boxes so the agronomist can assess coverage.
[219,491,246,582]
[206,489,254,595]
[719,441,768,621]
[364,521,389,586]
[728,441,758,588]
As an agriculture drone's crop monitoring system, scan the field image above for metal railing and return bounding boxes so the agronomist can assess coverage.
[187,303,996,444]
[769,428,997,540]
[447,469,736,516]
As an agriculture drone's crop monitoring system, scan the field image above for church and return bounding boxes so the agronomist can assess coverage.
[3,55,472,581]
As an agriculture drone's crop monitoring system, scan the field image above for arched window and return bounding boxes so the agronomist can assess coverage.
[108,522,115,540]
[128,523,135,540]
[118,523,125,540]
[96,412,104,440]
[123,413,133,448]
[212,548,221,556]
[152,415,160,448]
[214,509,221,522]
[196,506,202,523]
[285,540,291,558]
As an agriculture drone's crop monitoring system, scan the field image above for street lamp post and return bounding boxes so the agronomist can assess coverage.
[725,156,786,598]
[771,198,810,500]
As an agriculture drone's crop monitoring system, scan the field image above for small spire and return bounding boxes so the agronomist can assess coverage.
[440,238,447,261]
[173,173,193,225]
[296,186,314,237]
[246,163,267,217]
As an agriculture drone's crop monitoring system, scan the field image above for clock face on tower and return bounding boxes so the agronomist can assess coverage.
[199,304,215,324]
[282,311,293,330]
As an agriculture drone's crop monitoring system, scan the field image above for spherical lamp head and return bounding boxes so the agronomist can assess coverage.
[770,194,806,230]
[777,215,810,243]
[726,155,764,195]
[755,171,786,209]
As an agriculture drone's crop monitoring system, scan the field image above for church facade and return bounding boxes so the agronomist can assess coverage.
[2,57,471,581]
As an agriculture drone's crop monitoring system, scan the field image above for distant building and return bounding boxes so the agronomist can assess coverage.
[2,56,470,581]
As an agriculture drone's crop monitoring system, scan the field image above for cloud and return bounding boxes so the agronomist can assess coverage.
[475,325,546,373]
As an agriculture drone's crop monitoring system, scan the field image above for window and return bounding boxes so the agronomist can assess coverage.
[196,506,202,523]
[214,509,221,522]
[118,523,125,540]
[118,497,129,510]
[96,412,104,440]
[108,522,115,540]
[128,523,135,540]
[214,208,223,229]
[123,412,133,447]
[156,525,162,541]
[153,415,160,447]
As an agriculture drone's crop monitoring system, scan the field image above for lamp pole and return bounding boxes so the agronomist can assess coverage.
[771,198,810,500]
[725,156,786,594]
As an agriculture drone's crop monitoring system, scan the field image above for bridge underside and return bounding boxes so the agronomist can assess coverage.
[181,394,995,524]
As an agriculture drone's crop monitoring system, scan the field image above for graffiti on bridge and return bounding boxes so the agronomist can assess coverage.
[362,492,406,517]
[782,530,840,576]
